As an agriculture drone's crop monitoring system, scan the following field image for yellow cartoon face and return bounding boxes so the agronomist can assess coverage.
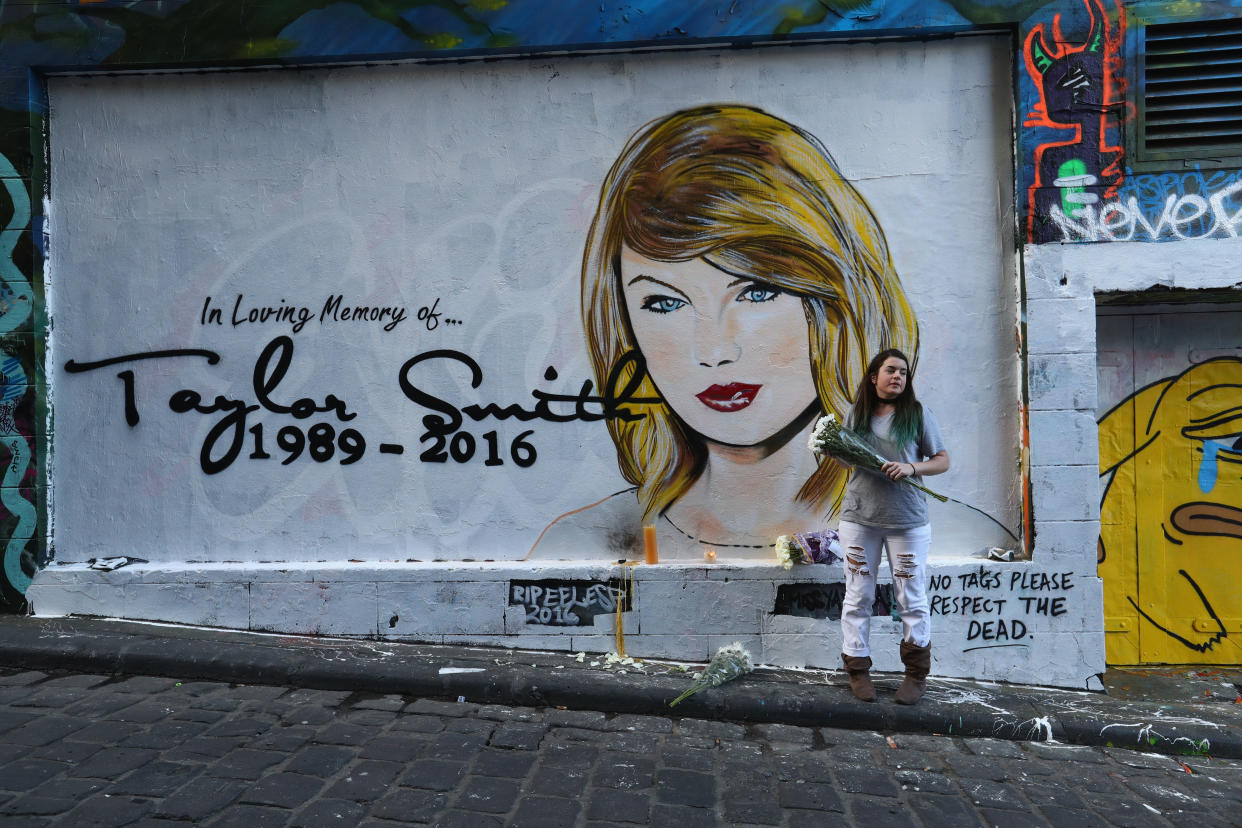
[1098,357,1242,663]
[1170,377,1242,540]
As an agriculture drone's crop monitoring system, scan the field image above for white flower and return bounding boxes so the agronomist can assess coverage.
[774,535,796,570]
[807,413,837,453]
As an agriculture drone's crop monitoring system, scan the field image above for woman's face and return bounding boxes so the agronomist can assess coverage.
[871,356,908,401]
[619,244,818,446]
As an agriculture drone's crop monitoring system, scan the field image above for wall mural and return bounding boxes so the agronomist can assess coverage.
[1097,310,1242,665]
[47,44,1019,570]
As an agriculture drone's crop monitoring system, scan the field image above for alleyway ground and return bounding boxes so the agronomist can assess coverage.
[1,616,1240,826]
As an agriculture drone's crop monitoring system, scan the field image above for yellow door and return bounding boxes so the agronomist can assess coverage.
[1097,306,1242,665]
[1099,355,1242,664]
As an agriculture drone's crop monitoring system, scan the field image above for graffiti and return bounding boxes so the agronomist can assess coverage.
[772,582,899,621]
[62,335,659,475]
[1126,570,1226,654]
[1048,175,1242,242]
[510,579,630,626]
[1099,357,1242,661]
[774,568,1075,649]
[0,401,14,437]
[66,338,358,474]
[1024,0,1127,244]
[927,567,1075,651]
[0,152,36,607]
[400,349,653,432]
[201,294,411,334]
[1124,169,1242,238]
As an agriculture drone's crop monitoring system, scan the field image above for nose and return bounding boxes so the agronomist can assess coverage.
[693,312,741,367]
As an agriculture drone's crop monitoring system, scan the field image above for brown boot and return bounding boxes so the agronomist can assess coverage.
[841,654,876,702]
[894,640,931,705]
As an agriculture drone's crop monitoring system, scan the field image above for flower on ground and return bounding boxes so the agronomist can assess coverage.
[669,642,755,707]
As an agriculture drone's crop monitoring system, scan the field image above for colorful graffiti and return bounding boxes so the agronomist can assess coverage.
[1099,357,1242,664]
[1023,0,1127,244]
[1049,168,1242,242]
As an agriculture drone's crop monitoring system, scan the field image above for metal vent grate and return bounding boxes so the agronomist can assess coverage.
[1143,17,1242,158]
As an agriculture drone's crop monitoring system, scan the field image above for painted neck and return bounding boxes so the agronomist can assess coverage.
[670,412,823,544]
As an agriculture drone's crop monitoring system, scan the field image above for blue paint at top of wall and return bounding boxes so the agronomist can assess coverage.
[0,0,980,83]
[280,5,427,57]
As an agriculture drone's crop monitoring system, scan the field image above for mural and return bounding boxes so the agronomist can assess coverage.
[46,42,1019,568]
[530,105,917,560]
[1023,0,1127,244]
[1098,310,1242,665]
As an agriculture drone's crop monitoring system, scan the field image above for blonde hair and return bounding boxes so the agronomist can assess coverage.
[582,104,917,522]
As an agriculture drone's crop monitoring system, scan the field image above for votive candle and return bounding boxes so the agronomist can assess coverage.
[704,548,717,563]
[643,525,659,564]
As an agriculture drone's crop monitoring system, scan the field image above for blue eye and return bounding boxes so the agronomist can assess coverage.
[640,295,687,314]
[737,284,781,303]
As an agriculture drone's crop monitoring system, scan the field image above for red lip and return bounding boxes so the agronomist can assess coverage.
[696,383,762,412]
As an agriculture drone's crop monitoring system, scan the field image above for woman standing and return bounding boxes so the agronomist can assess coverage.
[838,349,949,705]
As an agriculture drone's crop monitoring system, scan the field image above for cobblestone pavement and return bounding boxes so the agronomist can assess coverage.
[2,668,1241,827]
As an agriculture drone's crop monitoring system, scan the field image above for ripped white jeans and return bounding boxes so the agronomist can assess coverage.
[839,520,931,657]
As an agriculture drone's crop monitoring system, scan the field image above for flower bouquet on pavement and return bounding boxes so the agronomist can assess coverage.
[775,530,841,570]
[668,642,755,707]
[807,414,947,503]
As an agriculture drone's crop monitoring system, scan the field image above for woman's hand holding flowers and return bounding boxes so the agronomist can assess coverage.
[882,460,914,481]
[808,414,948,502]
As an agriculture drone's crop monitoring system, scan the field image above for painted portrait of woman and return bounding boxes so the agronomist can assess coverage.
[528,104,917,561]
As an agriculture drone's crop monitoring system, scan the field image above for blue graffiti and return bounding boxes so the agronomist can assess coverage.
[1118,168,1242,239]
[1198,440,1231,494]
[1049,166,1242,242]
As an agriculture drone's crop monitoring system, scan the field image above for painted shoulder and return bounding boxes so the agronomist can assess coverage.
[525,488,643,561]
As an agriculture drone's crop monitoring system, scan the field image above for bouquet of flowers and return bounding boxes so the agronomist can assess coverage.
[668,642,755,707]
[775,530,841,570]
[807,414,947,502]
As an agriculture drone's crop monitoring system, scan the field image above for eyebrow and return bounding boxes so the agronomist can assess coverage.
[625,274,691,300]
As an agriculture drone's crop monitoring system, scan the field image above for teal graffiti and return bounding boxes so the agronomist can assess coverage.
[0,152,36,594]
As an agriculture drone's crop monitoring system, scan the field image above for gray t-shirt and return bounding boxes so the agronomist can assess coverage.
[838,405,947,529]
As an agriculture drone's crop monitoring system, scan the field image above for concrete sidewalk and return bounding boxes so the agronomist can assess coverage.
[2,615,1239,760]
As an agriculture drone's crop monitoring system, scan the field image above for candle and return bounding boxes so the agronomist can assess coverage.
[643,525,659,564]
[703,548,717,563]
